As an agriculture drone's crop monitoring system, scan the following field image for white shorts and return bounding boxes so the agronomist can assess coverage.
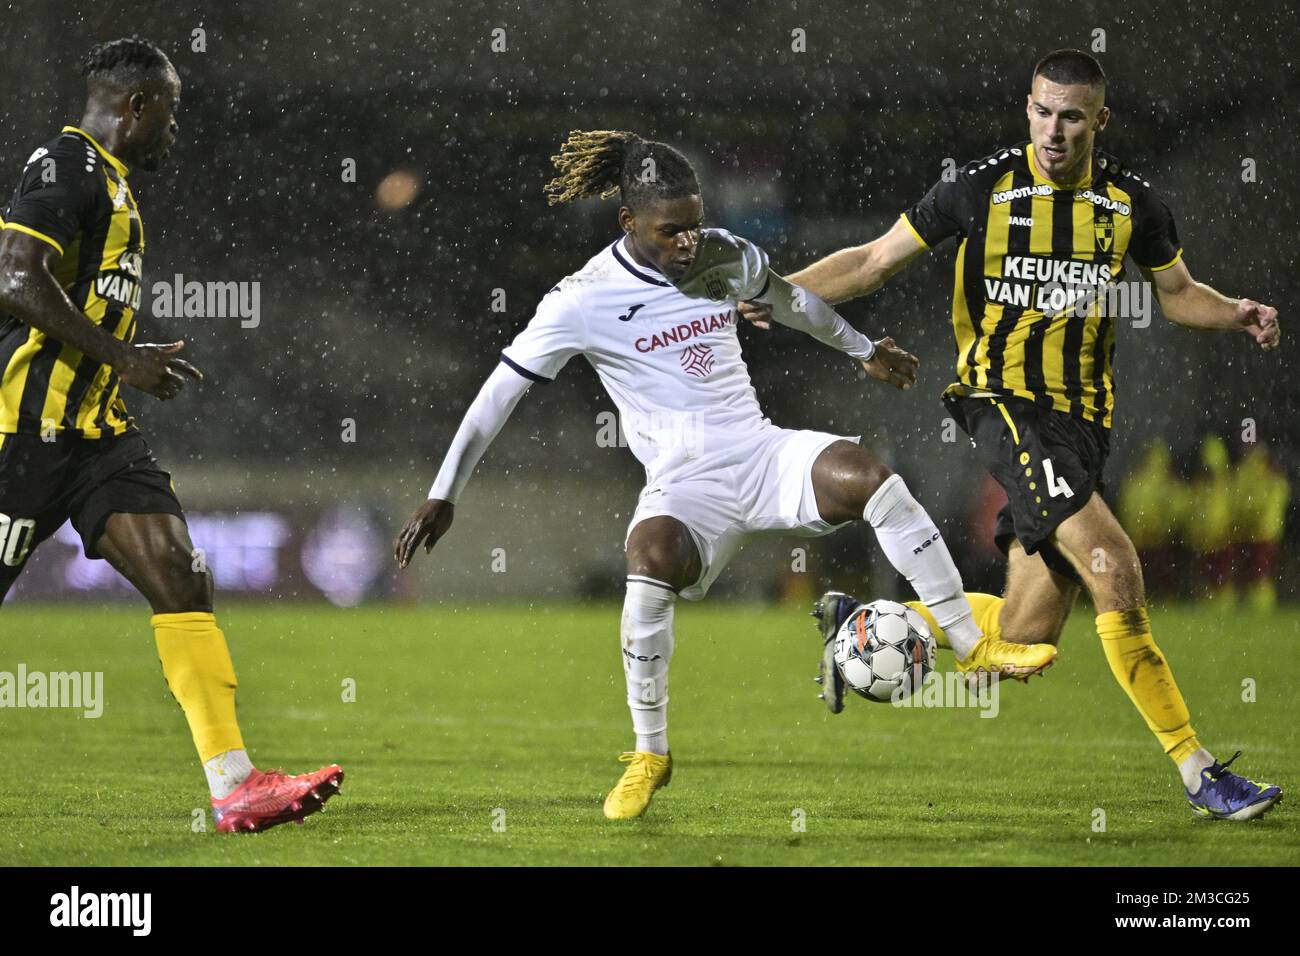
[624,426,859,600]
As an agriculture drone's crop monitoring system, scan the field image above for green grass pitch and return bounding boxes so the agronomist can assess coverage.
[1,601,1296,866]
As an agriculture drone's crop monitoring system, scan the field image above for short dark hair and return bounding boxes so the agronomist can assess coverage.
[1031,49,1106,93]
[544,130,700,208]
[81,37,173,90]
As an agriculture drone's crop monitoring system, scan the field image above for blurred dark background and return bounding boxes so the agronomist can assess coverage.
[2,0,1296,602]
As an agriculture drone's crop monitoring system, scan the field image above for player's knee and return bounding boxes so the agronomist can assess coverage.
[629,545,692,591]
[150,561,213,614]
[627,519,698,592]
[859,457,894,502]
[1087,537,1145,610]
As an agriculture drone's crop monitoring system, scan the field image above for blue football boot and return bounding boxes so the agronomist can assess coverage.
[1186,751,1282,821]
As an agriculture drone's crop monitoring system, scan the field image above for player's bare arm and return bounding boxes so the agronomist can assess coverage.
[0,230,201,399]
[738,216,926,338]
[786,216,930,305]
[1143,259,1281,350]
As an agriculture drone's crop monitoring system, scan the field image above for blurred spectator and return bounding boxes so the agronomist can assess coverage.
[1118,441,1190,597]
[1233,446,1290,612]
[1184,436,1238,606]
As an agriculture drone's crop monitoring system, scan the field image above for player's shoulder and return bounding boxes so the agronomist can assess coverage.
[18,130,99,175]
[551,239,628,297]
[695,227,765,268]
[528,243,616,321]
[1091,147,1160,197]
[952,144,1030,191]
[678,228,769,302]
[697,226,750,252]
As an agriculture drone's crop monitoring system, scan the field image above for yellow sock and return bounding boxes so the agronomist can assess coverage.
[906,593,1003,650]
[1096,608,1200,763]
[152,612,244,762]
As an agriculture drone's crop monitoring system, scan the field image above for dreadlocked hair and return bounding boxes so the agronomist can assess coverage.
[81,36,171,90]
[544,130,700,208]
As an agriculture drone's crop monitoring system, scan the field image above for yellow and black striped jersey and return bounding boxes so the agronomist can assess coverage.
[901,141,1182,428]
[0,126,145,438]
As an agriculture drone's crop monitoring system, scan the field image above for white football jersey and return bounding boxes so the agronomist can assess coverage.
[501,228,773,479]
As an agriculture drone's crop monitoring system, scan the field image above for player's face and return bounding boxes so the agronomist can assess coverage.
[1025,75,1108,183]
[621,195,704,281]
[127,67,182,172]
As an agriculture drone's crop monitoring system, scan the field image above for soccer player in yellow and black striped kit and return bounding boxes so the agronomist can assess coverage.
[745,50,1282,819]
[0,38,342,832]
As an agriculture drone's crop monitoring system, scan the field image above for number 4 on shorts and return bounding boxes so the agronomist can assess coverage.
[1042,458,1074,499]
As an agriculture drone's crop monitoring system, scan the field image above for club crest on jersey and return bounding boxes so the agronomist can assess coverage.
[703,272,728,301]
[112,178,128,210]
[1094,214,1114,252]
[679,343,715,378]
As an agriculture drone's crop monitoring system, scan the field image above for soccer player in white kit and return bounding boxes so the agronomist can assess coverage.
[396,131,1056,819]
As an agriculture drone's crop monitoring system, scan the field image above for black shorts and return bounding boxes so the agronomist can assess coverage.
[0,428,185,595]
[945,394,1110,583]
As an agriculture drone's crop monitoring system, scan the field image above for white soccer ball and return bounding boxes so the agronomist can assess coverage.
[833,599,936,703]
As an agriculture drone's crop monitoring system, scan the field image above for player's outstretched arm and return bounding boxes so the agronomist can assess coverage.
[395,362,533,568]
[0,231,202,399]
[738,217,927,330]
[786,217,929,305]
[1146,260,1281,351]
[755,271,919,390]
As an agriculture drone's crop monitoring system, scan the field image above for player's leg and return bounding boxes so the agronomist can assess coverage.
[997,541,1080,645]
[904,541,1078,653]
[623,513,700,754]
[1050,493,1281,818]
[809,439,1055,674]
[94,509,345,831]
[68,429,343,832]
[603,514,700,819]
[95,511,241,775]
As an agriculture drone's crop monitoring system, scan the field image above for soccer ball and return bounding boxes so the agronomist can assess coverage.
[833,599,936,703]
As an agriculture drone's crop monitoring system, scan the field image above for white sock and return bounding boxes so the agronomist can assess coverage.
[863,474,981,659]
[1179,748,1216,792]
[204,748,254,800]
[622,576,676,756]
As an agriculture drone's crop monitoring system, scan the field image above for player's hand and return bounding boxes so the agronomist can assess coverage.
[395,498,455,568]
[737,299,772,330]
[1236,299,1280,351]
[860,336,919,390]
[119,340,203,400]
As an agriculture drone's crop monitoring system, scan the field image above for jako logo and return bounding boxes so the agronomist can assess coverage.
[50,885,151,936]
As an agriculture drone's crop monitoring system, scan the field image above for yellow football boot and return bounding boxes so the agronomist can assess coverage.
[602,751,672,819]
[955,633,1057,681]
